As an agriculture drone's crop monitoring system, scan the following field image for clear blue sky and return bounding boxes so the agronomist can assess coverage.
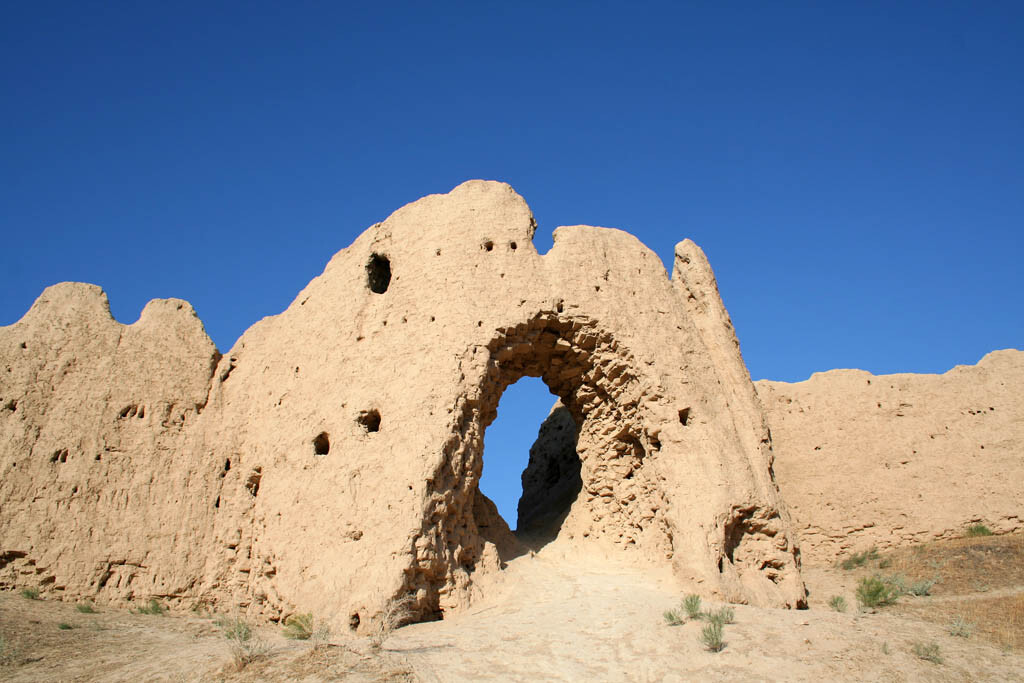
[3,2,1021,526]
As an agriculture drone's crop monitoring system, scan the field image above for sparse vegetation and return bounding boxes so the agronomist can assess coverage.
[283,612,315,640]
[839,547,879,570]
[856,575,900,608]
[908,578,936,596]
[663,606,685,626]
[706,606,734,626]
[683,594,702,620]
[828,595,847,612]
[58,623,73,630]
[220,616,270,671]
[76,602,97,614]
[966,524,993,537]
[20,588,39,600]
[134,598,166,615]
[700,620,725,652]
[878,558,893,569]
[882,573,908,595]
[217,616,253,642]
[948,616,974,638]
[912,641,943,664]
[369,595,417,650]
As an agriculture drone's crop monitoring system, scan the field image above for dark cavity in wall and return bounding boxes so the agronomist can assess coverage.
[313,432,331,455]
[245,467,262,497]
[358,410,381,433]
[367,254,391,294]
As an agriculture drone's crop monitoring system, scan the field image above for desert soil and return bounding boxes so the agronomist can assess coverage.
[2,534,1022,682]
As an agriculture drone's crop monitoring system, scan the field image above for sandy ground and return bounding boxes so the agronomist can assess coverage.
[2,536,1023,681]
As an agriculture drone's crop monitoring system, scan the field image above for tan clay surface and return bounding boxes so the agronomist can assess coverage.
[758,350,1024,564]
[1,181,805,636]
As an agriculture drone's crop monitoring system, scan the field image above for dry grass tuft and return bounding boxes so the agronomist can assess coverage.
[218,616,271,671]
[369,596,417,650]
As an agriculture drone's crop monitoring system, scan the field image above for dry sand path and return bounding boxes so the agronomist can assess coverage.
[3,546,1023,681]
[387,550,1024,682]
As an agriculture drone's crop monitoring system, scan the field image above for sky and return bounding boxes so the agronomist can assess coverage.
[3,2,1022,526]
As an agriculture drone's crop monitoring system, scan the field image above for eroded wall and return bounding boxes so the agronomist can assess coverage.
[758,350,1024,564]
[1,181,806,632]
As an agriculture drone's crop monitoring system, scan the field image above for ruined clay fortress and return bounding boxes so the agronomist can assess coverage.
[1,181,1021,633]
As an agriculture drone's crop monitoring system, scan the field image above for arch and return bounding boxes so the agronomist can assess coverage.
[407,313,674,616]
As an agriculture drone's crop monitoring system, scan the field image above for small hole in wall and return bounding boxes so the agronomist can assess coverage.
[313,432,331,456]
[430,316,435,322]
[349,612,360,631]
[483,240,494,251]
[245,467,262,497]
[556,301,564,313]
[510,241,517,250]
[435,249,441,256]
[222,459,231,477]
[95,454,101,461]
[679,408,691,426]
[358,410,381,433]
[20,342,27,349]
[214,496,220,509]
[51,448,68,463]
[367,253,391,294]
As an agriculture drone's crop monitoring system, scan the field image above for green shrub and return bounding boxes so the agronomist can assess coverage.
[75,602,97,614]
[912,641,943,664]
[838,547,879,570]
[20,588,39,600]
[856,575,900,608]
[217,616,253,642]
[57,623,73,630]
[706,606,734,626]
[663,607,685,626]
[878,557,893,569]
[828,595,847,612]
[909,578,936,596]
[965,524,993,537]
[683,594,702,620]
[283,612,314,640]
[700,621,725,652]
[134,599,166,615]
[948,616,974,638]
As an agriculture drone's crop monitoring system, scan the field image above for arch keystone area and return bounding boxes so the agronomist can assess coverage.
[0,181,806,632]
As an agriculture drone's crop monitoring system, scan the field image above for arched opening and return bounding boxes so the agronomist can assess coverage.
[478,377,580,535]
[405,313,676,617]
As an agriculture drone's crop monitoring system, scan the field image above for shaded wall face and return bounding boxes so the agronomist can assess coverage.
[517,403,580,537]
